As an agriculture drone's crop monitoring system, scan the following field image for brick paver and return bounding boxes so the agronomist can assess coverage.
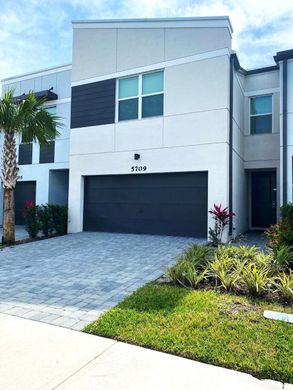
[0,232,201,329]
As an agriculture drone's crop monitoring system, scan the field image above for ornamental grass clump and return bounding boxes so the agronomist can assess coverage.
[240,262,271,297]
[166,244,212,288]
[208,253,241,292]
[272,271,293,303]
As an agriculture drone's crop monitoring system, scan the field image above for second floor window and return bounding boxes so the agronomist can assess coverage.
[39,141,55,164]
[250,95,272,134]
[18,134,33,165]
[18,142,33,165]
[118,70,164,122]
[39,105,56,164]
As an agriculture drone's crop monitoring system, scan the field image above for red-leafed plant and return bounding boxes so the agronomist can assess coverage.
[23,199,39,238]
[209,204,235,246]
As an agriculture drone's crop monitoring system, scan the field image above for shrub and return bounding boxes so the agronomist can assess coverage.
[270,244,293,272]
[23,200,39,239]
[272,272,293,303]
[37,204,53,237]
[208,204,235,246]
[265,203,293,257]
[280,202,293,223]
[48,204,68,235]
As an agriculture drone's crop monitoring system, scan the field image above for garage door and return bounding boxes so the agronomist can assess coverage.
[83,172,208,238]
[15,181,36,225]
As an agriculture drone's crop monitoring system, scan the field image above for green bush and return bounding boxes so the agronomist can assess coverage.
[48,204,68,235]
[281,202,293,223]
[266,203,293,263]
[37,204,53,237]
[23,200,39,239]
[23,202,67,239]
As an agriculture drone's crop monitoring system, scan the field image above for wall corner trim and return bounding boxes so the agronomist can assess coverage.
[282,59,288,204]
[229,54,234,235]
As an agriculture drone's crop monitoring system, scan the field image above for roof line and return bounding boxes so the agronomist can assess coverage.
[72,16,233,33]
[2,63,72,83]
[231,53,279,75]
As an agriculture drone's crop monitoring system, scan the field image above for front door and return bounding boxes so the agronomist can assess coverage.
[251,171,276,228]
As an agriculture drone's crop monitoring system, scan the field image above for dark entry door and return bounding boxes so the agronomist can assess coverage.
[15,181,36,225]
[251,171,276,228]
[83,172,208,238]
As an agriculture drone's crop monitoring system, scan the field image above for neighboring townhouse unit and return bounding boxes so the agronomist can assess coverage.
[1,16,293,240]
[0,64,71,225]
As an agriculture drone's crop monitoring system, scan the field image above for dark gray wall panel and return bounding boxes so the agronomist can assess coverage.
[15,181,36,225]
[83,172,208,238]
[71,79,116,128]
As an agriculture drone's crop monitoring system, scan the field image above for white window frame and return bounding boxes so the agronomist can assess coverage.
[249,94,273,135]
[116,70,164,122]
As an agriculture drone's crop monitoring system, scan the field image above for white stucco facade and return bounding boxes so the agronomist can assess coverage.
[1,16,293,240]
[0,65,71,225]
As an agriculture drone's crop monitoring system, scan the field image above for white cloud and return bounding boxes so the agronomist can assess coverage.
[0,0,293,86]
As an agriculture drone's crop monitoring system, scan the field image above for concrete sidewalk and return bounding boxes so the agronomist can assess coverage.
[0,314,291,390]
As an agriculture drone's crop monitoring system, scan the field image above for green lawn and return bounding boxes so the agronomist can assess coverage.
[84,284,293,383]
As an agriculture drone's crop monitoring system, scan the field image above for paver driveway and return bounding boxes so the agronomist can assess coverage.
[0,232,200,330]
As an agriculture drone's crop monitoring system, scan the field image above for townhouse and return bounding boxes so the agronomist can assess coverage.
[1,16,293,240]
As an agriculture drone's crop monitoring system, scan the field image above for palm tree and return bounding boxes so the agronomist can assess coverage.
[0,89,60,244]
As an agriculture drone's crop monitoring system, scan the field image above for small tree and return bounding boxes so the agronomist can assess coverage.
[0,89,60,244]
[209,204,235,246]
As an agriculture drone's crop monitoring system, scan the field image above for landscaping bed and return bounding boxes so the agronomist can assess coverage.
[85,204,293,383]
[84,283,293,383]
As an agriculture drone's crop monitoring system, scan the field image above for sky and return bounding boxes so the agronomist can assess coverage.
[1,0,293,81]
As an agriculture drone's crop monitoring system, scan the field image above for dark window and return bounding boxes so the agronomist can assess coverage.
[39,141,55,164]
[119,98,138,121]
[251,115,272,135]
[250,95,272,134]
[18,143,33,165]
[142,94,163,118]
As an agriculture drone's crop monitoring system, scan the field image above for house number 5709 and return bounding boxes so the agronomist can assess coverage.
[131,166,147,172]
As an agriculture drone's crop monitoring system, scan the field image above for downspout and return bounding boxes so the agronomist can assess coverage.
[229,54,234,235]
[282,59,288,205]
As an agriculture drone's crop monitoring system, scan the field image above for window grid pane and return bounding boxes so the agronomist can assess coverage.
[251,115,272,134]
[250,96,272,115]
[119,77,139,99]
[142,71,163,95]
[142,94,163,118]
[119,98,138,121]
